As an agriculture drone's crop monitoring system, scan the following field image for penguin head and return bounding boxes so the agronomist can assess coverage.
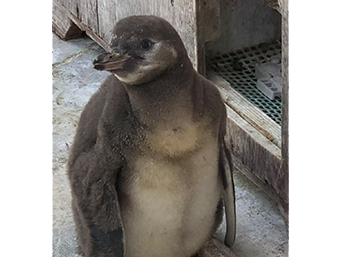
[93,15,189,85]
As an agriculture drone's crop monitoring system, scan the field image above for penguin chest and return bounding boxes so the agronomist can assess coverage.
[119,138,221,257]
[145,121,201,157]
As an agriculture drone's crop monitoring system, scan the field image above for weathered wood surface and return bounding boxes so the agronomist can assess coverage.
[211,73,288,220]
[209,73,282,148]
[55,0,200,71]
[279,0,289,221]
[52,1,82,40]
[195,0,220,74]
[231,154,287,219]
[205,0,281,55]
[201,0,221,43]
[222,103,287,217]
[69,13,111,52]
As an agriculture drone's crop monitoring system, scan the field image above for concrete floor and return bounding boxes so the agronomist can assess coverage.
[52,33,288,257]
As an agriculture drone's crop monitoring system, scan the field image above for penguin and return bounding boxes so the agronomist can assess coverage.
[68,15,236,257]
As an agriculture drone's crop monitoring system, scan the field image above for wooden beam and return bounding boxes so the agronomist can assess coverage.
[224,104,281,162]
[196,0,220,75]
[279,0,289,222]
[195,0,207,75]
[222,103,288,220]
[209,73,282,148]
[211,74,288,221]
[68,14,111,52]
[202,0,221,43]
[52,0,83,40]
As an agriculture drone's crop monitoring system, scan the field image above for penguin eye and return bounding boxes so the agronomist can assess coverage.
[140,39,152,50]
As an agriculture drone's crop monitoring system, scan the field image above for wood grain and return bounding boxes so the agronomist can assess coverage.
[86,0,99,34]
[223,104,286,213]
[279,0,289,220]
[63,0,199,70]
[97,0,116,41]
[209,73,282,148]
[69,14,111,52]
[202,0,220,43]
[53,0,83,40]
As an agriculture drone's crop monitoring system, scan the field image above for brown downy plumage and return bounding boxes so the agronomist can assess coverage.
[68,15,236,257]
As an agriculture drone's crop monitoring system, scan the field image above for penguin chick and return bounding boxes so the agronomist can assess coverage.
[68,15,236,257]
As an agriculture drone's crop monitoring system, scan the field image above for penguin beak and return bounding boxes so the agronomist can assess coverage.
[93,52,131,71]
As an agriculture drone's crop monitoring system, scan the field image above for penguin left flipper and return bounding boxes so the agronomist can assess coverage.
[71,153,123,257]
[67,80,125,257]
[69,149,124,257]
[219,111,236,248]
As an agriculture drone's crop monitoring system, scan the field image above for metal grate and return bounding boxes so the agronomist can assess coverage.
[207,41,282,125]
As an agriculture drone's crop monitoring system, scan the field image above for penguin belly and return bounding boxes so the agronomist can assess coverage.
[119,139,221,257]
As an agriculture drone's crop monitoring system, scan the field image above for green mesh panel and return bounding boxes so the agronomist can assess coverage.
[207,41,282,125]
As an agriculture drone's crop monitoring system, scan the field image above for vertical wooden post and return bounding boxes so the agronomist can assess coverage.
[195,0,206,75]
[196,0,221,76]
[279,0,289,224]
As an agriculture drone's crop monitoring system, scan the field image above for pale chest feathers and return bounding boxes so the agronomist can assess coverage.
[145,120,208,157]
[129,119,219,190]
[119,120,222,257]
[120,137,222,257]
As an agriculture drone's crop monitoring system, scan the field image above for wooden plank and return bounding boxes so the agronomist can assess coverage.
[195,0,207,75]
[102,0,199,71]
[232,155,287,221]
[65,0,77,17]
[85,0,99,34]
[205,0,281,55]
[97,0,116,41]
[223,104,287,215]
[72,0,99,34]
[279,0,289,222]
[52,0,83,40]
[75,0,88,26]
[202,0,220,43]
[55,0,65,7]
[57,0,77,16]
[195,0,221,74]
[224,105,281,161]
[57,0,200,70]
[209,73,282,148]
[232,155,284,211]
[69,14,111,52]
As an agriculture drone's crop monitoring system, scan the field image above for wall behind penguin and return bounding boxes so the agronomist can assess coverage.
[53,0,203,71]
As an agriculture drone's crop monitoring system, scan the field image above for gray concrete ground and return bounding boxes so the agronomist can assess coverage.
[52,33,288,257]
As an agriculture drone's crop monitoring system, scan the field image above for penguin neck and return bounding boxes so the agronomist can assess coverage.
[123,58,198,128]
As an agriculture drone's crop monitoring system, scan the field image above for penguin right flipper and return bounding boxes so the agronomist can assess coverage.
[218,106,236,248]
[68,77,125,257]
[219,139,236,248]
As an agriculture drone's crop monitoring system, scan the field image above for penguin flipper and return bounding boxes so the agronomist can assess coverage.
[67,79,125,257]
[69,146,124,257]
[219,138,236,248]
